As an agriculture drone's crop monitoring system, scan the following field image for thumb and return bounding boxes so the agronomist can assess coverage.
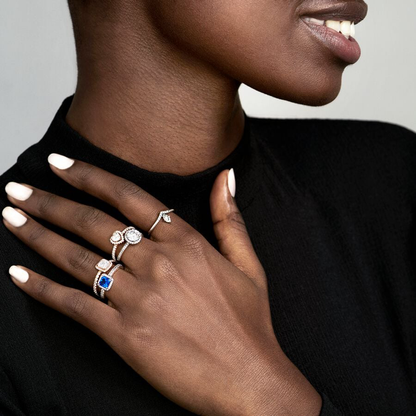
[210,168,267,290]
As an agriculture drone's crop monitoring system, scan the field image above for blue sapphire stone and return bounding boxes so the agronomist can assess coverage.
[98,274,113,290]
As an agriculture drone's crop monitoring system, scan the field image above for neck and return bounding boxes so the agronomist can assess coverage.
[65,6,245,176]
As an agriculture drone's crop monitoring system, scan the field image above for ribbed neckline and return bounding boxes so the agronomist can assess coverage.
[17,95,262,211]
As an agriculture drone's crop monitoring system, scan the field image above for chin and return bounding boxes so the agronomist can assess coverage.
[245,65,344,107]
[296,82,342,107]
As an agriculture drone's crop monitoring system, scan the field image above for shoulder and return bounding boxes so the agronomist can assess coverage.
[250,117,416,191]
[249,116,416,159]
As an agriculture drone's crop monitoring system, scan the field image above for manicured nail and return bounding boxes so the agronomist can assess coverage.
[2,207,27,227]
[228,168,236,198]
[5,182,33,201]
[9,266,29,283]
[48,153,74,170]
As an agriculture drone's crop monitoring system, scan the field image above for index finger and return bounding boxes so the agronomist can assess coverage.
[47,154,192,242]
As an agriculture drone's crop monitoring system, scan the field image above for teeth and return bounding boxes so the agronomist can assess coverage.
[350,22,355,37]
[340,21,352,39]
[307,17,325,26]
[307,18,356,39]
[325,20,341,33]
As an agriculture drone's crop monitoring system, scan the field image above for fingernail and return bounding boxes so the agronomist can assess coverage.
[5,182,33,201]
[48,153,74,170]
[228,168,236,198]
[2,207,27,227]
[9,266,29,283]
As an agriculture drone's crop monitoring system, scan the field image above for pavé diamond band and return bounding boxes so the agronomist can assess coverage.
[148,209,174,236]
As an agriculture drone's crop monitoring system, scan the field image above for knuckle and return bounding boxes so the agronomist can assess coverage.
[178,231,206,259]
[151,252,177,278]
[225,210,247,234]
[114,180,143,201]
[28,224,47,243]
[37,193,58,216]
[66,290,88,317]
[74,163,95,186]
[33,278,51,299]
[68,245,94,272]
[74,206,105,230]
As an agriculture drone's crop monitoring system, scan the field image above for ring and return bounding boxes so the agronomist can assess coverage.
[99,263,123,299]
[93,258,115,297]
[117,226,142,262]
[110,226,142,262]
[148,209,174,236]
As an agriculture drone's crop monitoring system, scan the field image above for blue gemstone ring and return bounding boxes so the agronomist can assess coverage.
[93,259,123,299]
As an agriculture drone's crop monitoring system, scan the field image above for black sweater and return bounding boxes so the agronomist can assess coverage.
[0,95,415,416]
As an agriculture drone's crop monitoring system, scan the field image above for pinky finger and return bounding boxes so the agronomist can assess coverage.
[8,265,122,343]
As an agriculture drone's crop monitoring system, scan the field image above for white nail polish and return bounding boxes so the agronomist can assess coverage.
[2,207,27,227]
[48,153,74,170]
[228,168,236,198]
[5,182,33,201]
[9,266,29,283]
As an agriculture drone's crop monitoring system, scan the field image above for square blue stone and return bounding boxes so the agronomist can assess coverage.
[98,274,113,291]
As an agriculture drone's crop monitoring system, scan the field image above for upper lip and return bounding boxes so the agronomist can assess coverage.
[299,0,368,25]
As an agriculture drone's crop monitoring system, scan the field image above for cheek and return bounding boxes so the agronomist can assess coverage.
[148,0,346,106]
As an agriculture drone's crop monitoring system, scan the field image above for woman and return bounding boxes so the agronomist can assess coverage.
[1,0,415,415]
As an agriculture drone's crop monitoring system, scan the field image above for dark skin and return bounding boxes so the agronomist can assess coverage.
[66,0,363,175]
[3,0,368,414]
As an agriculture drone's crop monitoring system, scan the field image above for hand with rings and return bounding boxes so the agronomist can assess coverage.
[2,155,321,415]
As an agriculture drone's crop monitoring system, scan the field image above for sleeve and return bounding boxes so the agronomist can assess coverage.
[0,367,26,416]
[319,392,343,416]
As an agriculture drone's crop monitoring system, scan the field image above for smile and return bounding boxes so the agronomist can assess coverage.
[299,1,368,64]
[302,18,355,40]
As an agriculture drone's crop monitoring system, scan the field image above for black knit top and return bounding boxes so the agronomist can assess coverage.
[1,95,415,415]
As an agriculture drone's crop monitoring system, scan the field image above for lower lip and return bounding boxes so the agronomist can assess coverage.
[301,20,361,64]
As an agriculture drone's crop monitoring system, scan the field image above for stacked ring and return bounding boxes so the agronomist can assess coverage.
[110,226,142,262]
[93,258,115,297]
[97,263,123,299]
[92,211,175,298]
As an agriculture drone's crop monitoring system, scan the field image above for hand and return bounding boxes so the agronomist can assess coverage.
[3,155,321,415]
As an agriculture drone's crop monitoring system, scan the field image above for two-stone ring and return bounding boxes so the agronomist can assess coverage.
[110,226,143,262]
[93,259,123,299]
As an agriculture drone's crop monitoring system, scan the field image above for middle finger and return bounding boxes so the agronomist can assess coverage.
[5,183,157,266]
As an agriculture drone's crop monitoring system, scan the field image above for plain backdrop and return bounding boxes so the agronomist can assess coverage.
[1,1,415,172]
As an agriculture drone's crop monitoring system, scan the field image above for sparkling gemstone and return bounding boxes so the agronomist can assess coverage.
[110,231,123,244]
[98,274,113,290]
[162,214,171,223]
[125,229,142,244]
[96,259,112,272]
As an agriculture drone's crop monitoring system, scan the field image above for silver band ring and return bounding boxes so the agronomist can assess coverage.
[110,226,142,262]
[99,263,124,299]
[148,209,174,236]
[93,258,115,297]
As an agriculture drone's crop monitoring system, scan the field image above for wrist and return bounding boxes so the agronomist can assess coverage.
[224,346,322,416]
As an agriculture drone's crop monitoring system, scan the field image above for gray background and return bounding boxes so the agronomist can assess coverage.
[1,1,415,173]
